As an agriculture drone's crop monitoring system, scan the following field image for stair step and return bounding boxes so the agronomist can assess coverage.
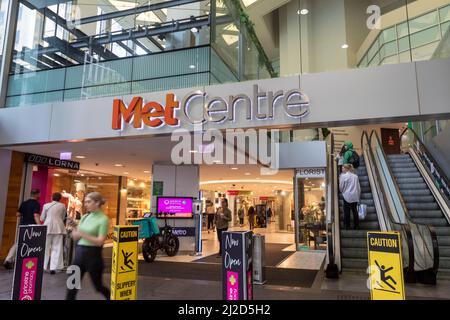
[439,257,450,269]
[340,230,369,238]
[398,183,428,190]
[391,167,419,173]
[341,258,367,270]
[437,236,450,246]
[342,248,368,259]
[340,213,378,221]
[341,238,367,248]
[438,246,450,257]
[396,177,425,184]
[340,221,380,230]
[433,227,450,236]
[394,172,422,179]
[411,217,449,226]
[403,196,436,203]
[406,203,440,211]
[398,189,432,196]
[409,210,445,219]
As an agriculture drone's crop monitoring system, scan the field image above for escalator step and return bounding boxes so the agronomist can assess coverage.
[403,195,436,203]
[341,238,367,248]
[341,258,367,270]
[408,210,446,219]
[341,248,368,259]
[406,203,440,210]
[433,227,450,236]
[411,217,449,226]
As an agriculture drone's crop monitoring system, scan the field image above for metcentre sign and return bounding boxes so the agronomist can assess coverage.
[112,85,310,130]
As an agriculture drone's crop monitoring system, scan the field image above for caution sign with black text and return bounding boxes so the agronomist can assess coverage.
[111,226,139,300]
[367,232,405,300]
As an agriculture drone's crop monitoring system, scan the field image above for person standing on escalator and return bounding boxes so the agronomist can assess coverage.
[339,164,361,230]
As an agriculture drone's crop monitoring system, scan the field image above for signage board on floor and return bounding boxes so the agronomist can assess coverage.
[367,231,405,300]
[11,225,47,300]
[111,226,139,300]
[222,231,253,300]
[171,227,196,237]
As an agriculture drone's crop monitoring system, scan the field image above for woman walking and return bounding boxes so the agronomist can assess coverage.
[41,192,67,274]
[66,192,110,300]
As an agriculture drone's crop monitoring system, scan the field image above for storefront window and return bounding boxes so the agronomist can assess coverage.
[31,166,120,239]
[125,178,151,220]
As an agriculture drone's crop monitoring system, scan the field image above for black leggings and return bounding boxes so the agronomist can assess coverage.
[207,214,214,229]
[66,245,110,300]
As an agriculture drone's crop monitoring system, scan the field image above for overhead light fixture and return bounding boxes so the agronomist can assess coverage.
[123,172,129,175]
[189,64,196,69]
[54,173,60,177]
[189,150,198,153]
[213,160,222,163]
[231,167,238,170]
[298,9,309,15]
[191,27,199,33]
[281,191,286,196]
[143,170,150,173]
[341,44,349,49]
[60,152,72,160]
[245,173,251,176]
[75,156,86,159]
[114,164,124,167]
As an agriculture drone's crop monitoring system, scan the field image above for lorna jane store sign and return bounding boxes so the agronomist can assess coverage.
[111,85,310,131]
[25,153,80,171]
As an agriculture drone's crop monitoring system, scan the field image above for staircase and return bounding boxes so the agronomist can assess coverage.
[388,154,450,278]
[339,156,380,271]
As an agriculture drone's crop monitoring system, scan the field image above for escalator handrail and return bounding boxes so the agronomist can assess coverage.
[400,127,450,208]
[326,133,339,267]
[369,130,438,274]
[361,131,415,275]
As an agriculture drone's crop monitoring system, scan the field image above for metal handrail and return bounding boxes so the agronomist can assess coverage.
[326,133,340,274]
[361,131,416,280]
[369,130,438,278]
[400,127,450,208]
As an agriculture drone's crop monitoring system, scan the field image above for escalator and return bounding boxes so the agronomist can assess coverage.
[326,130,437,282]
[388,153,450,277]
[339,156,380,271]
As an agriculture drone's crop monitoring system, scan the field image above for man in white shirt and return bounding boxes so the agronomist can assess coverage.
[41,192,67,273]
[339,164,361,230]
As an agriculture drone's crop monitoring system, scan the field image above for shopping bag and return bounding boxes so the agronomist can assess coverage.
[358,204,367,220]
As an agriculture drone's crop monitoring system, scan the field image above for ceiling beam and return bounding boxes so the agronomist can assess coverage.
[78,0,201,25]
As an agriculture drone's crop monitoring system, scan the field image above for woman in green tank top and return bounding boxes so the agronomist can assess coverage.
[66,192,110,300]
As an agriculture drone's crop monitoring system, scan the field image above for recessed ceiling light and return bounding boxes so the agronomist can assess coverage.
[123,172,129,175]
[189,150,198,153]
[143,170,150,173]
[54,173,60,177]
[189,64,196,69]
[298,9,309,15]
[191,27,199,33]
[245,173,251,176]
[231,167,238,170]
[341,44,349,49]
[76,156,86,159]
[115,164,124,167]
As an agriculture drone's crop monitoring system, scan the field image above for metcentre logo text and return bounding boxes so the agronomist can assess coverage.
[112,85,310,130]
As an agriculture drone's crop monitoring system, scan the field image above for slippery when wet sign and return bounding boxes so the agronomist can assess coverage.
[367,232,405,300]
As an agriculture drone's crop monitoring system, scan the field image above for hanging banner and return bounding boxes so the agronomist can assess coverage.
[222,231,253,300]
[367,231,405,300]
[11,225,47,300]
[111,226,139,300]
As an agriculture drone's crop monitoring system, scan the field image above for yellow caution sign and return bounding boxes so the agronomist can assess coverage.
[111,225,139,300]
[367,231,405,300]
